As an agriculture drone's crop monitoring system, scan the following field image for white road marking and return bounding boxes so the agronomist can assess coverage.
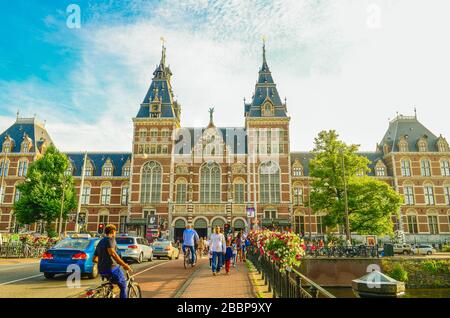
[0,274,43,286]
[131,260,170,278]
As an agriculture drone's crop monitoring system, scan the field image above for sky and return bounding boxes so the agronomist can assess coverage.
[0,0,449,152]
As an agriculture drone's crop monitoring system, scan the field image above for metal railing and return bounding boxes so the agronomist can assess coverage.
[247,248,335,298]
[0,242,50,258]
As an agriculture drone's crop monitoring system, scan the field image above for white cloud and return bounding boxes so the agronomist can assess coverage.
[1,0,449,152]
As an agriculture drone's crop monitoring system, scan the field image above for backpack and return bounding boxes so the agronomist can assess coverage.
[245,239,250,247]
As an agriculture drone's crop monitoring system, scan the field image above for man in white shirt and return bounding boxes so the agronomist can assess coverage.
[209,226,226,275]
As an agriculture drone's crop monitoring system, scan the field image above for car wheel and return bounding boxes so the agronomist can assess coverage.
[44,272,55,279]
[149,253,153,262]
[88,264,98,279]
[427,251,432,255]
[403,250,409,255]
[156,256,160,260]
[137,253,143,264]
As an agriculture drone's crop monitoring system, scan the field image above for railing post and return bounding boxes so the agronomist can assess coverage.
[296,276,301,298]
[286,271,290,298]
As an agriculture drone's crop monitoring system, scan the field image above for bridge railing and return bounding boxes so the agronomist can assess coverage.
[247,248,335,298]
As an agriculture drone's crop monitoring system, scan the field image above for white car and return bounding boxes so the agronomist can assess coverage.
[411,244,436,255]
[116,235,153,263]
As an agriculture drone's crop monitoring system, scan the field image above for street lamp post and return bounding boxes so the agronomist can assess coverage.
[340,149,351,244]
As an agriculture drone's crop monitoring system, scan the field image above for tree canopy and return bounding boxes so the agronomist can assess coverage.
[308,130,402,236]
[14,146,77,235]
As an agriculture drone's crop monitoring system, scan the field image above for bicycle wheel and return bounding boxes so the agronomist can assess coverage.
[127,282,142,298]
[184,250,189,269]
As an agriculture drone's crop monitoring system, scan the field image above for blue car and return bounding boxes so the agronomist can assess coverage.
[40,237,100,279]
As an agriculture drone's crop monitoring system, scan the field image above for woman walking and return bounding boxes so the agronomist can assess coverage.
[236,232,243,262]
[197,237,205,259]
[210,226,226,275]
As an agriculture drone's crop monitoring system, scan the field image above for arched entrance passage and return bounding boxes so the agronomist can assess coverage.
[211,218,225,230]
[194,218,208,239]
[174,218,186,243]
[233,219,246,233]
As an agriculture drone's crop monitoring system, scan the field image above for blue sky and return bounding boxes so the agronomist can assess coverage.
[1,0,450,151]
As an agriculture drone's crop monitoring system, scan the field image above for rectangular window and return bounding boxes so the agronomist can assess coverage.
[404,186,414,205]
[0,185,5,204]
[401,160,411,177]
[176,183,187,204]
[101,187,111,205]
[81,186,91,205]
[376,167,386,176]
[424,186,435,205]
[441,161,450,176]
[14,188,21,203]
[428,216,439,234]
[0,161,9,176]
[420,160,431,176]
[263,210,277,219]
[103,167,112,177]
[119,215,127,233]
[407,215,418,234]
[121,187,129,205]
[295,216,305,235]
[99,215,108,225]
[445,187,450,206]
[18,161,28,177]
[123,166,130,177]
[316,216,325,234]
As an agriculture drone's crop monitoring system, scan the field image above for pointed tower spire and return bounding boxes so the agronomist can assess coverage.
[160,37,166,66]
[261,36,270,72]
[207,107,215,128]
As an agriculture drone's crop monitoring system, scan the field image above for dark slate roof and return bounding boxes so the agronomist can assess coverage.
[65,152,131,177]
[379,115,439,152]
[136,45,178,120]
[0,118,53,153]
[357,152,385,176]
[247,45,287,118]
[174,127,248,155]
[291,151,386,177]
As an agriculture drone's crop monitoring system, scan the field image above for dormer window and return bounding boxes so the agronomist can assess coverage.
[102,159,113,177]
[418,137,428,152]
[437,136,449,152]
[122,159,131,177]
[356,169,365,177]
[292,160,303,177]
[21,141,30,153]
[375,161,387,176]
[64,163,73,176]
[398,137,408,152]
[262,101,274,117]
[2,138,12,153]
[84,161,93,177]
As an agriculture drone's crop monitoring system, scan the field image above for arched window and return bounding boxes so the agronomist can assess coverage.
[0,182,5,204]
[138,128,147,142]
[100,182,112,205]
[400,159,411,177]
[293,183,304,206]
[440,159,450,177]
[84,160,94,176]
[420,159,431,176]
[233,178,245,204]
[176,178,187,204]
[122,159,131,177]
[260,161,280,204]
[81,182,91,205]
[406,210,418,234]
[403,182,415,205]
[443,182,450,206]
[423,183,435,205]
[200,162,221,203]
[17,159,28,177]
[141,161,162,204]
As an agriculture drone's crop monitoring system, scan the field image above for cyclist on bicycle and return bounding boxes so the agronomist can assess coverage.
[93,224,132,298]
[182,224,199,266]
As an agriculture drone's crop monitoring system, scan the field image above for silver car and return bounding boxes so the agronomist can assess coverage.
[116,236,153,263]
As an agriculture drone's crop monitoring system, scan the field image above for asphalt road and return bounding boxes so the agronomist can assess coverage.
[0,259,168,298]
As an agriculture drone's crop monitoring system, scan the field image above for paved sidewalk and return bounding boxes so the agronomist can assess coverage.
[0,258,40,266]
[177,260,256,298]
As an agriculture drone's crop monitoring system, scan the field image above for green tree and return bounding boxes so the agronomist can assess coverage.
[308,130,402,236]
[13,146,77,236]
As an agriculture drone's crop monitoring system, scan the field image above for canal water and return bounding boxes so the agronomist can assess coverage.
[326,287,450,298]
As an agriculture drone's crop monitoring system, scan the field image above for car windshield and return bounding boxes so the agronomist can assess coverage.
[54,239,91,250]
[116,237,134,245]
